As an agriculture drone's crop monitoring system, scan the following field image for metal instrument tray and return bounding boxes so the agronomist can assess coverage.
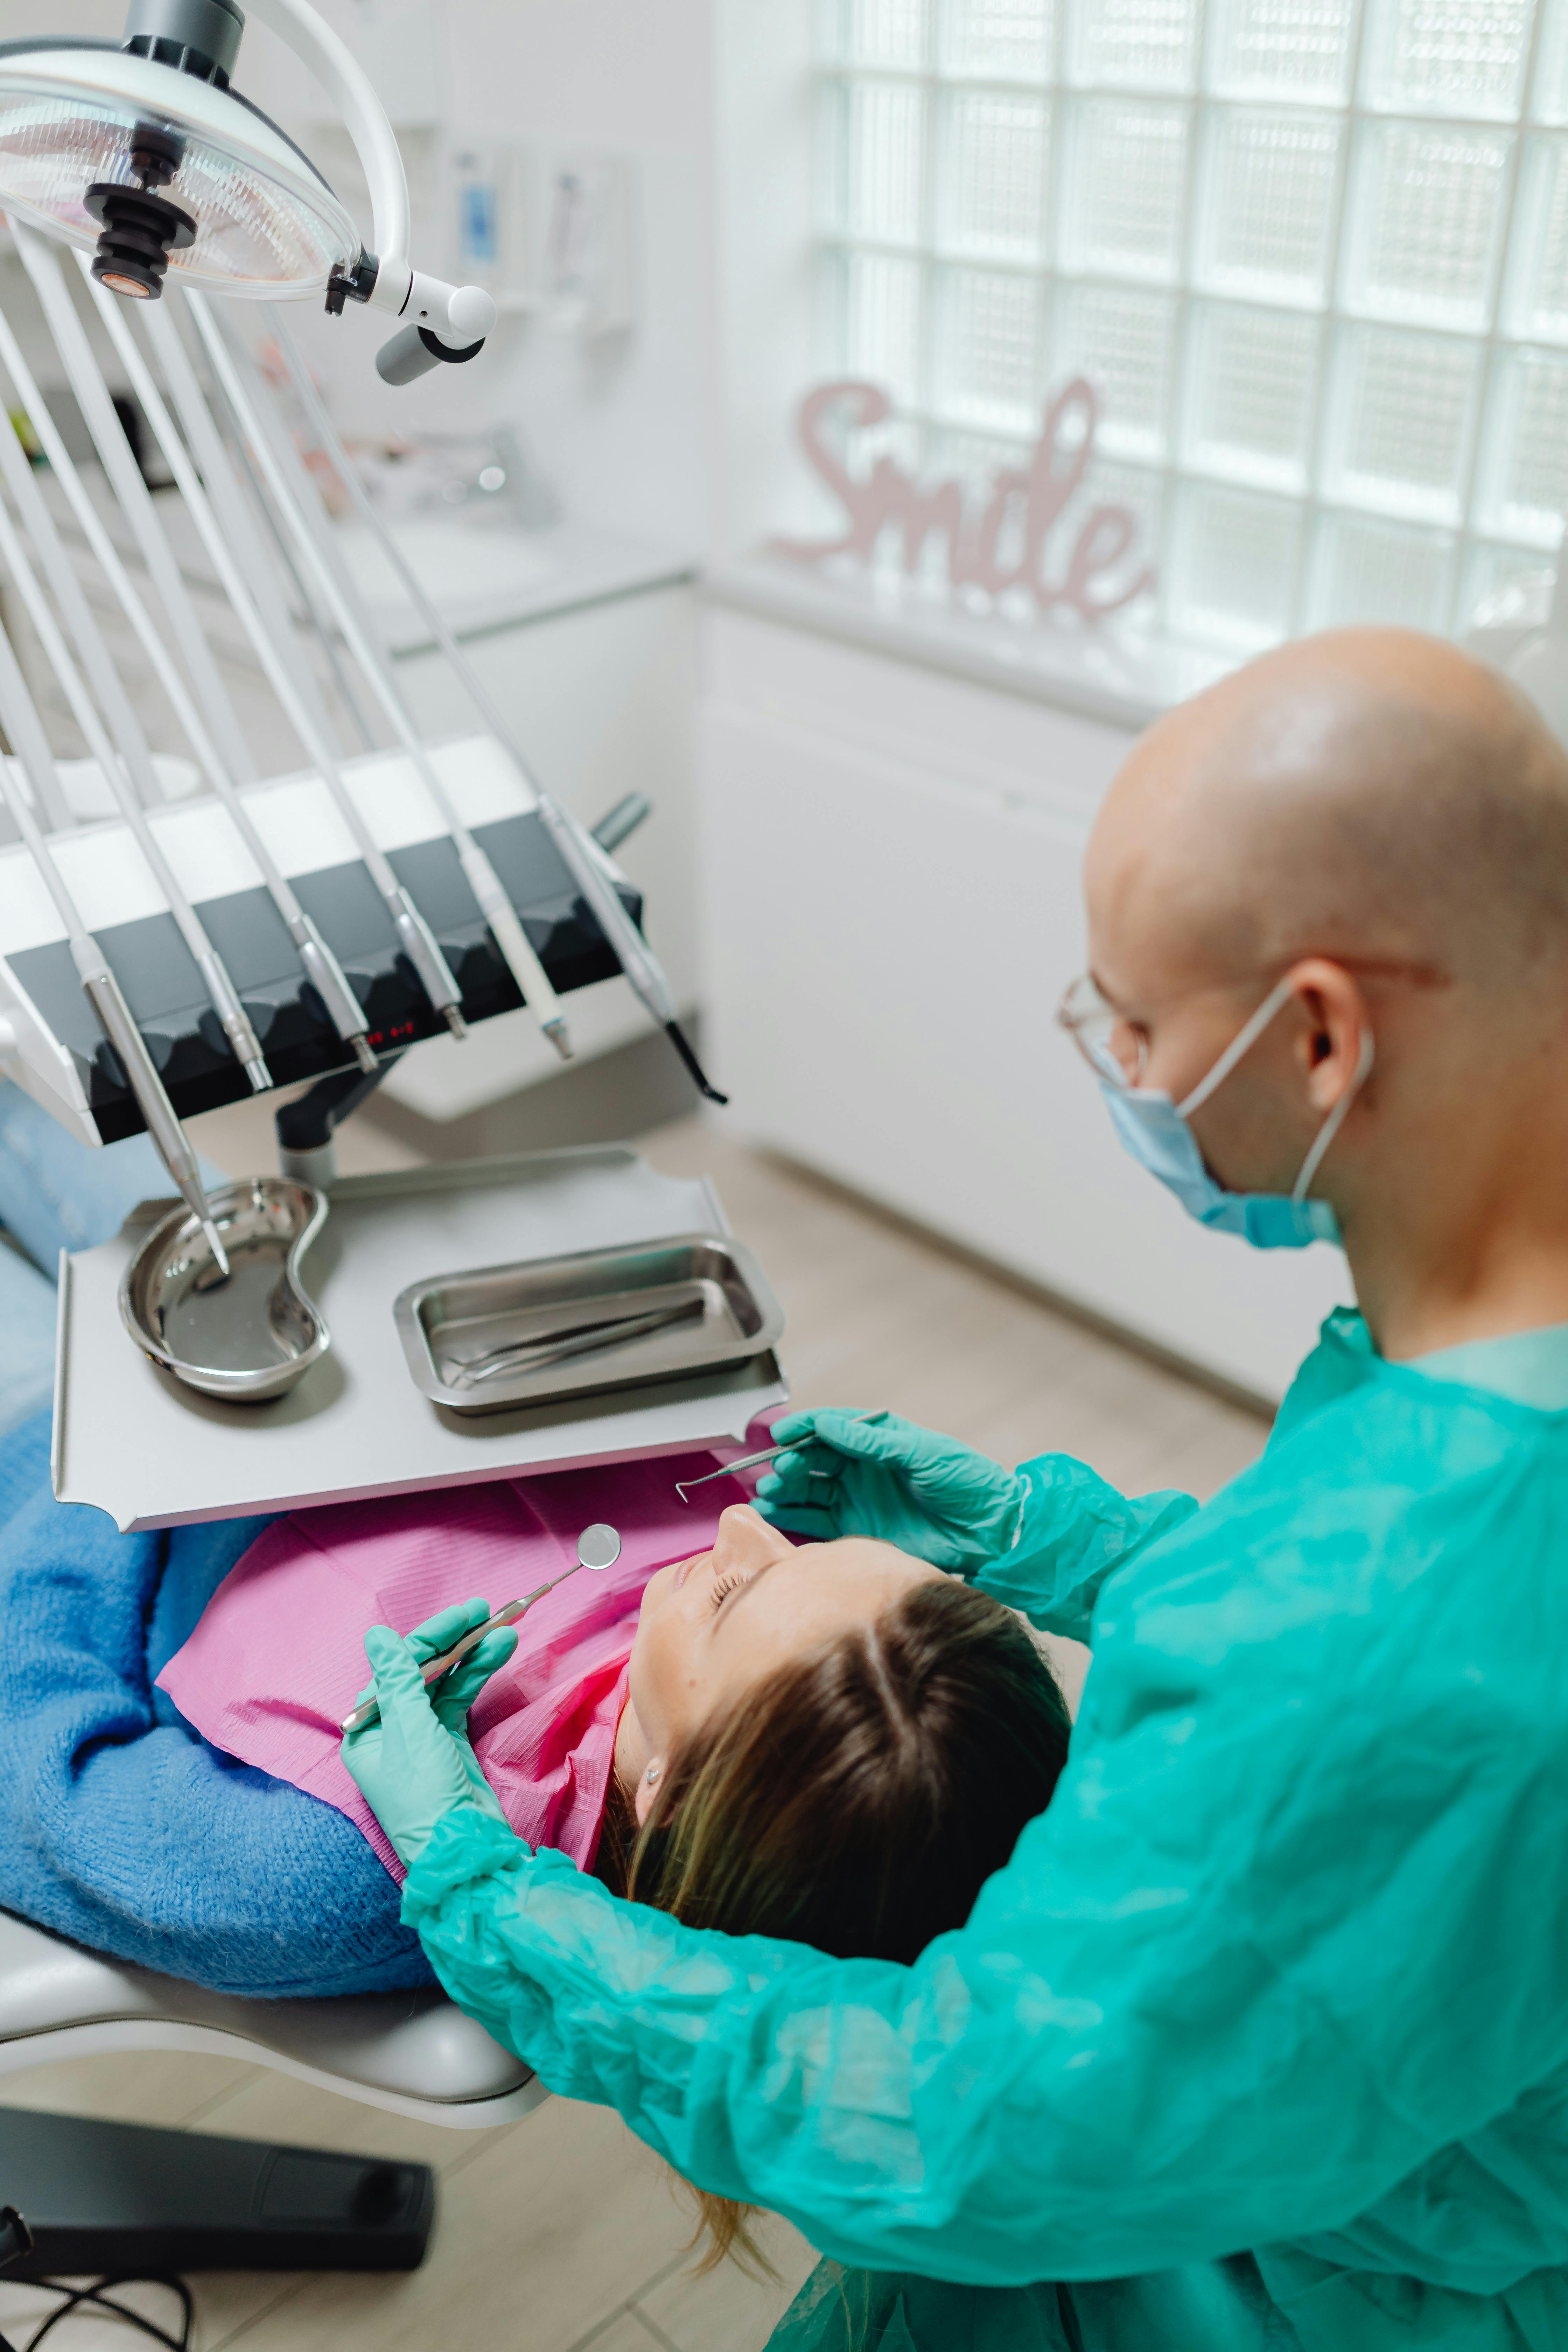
[53,1147,789,1531]
[396,1234,785,1414]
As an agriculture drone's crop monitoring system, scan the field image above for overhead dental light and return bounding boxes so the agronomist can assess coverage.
[0,0,495,375]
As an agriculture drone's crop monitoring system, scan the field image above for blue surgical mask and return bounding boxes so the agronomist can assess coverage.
[1100,975,1374,1251]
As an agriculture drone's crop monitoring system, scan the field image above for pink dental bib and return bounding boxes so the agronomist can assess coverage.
[157,1451,746,1878]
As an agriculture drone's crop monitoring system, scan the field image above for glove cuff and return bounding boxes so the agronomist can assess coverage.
[401,1809,533,1926]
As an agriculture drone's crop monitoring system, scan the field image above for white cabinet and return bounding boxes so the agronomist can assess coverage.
[376,578,700,1125]
[700,605,1350,1401]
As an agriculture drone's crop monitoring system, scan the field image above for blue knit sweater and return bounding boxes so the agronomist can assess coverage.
[0,1412,433,1997]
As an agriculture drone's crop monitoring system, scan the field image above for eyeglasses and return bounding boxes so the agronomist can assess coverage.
[1055,973,1149,1091]
[1059,955,1446,1099]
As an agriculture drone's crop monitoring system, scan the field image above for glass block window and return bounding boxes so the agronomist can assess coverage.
[816,0,1568,651]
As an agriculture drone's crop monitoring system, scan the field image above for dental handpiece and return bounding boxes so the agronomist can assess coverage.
[259,329,724,1105]
[340,1523,622,1734]
[80,959,230,1276]
[265,312,574,1066]
[185,294,468,1043]
[0,613,230,1273]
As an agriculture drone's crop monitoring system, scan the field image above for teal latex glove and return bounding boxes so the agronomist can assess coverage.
[752,1408,1025,1571]
[371,1596,519,1785]
[341,1601,517,1869]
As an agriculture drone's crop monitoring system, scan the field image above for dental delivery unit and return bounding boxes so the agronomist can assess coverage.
[0,0,726,1346]
[0,0,778,1538]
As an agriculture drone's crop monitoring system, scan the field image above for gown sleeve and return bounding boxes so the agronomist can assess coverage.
[973,1451,1198,1640]
[402,1438,1565,2290]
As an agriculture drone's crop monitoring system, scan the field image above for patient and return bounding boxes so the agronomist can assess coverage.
[584,1504,1066,2269]
[0,1084,1069,2014]
[601,1504,1063,1979]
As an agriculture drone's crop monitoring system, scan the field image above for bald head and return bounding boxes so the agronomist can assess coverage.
[1090,628,1568,1003]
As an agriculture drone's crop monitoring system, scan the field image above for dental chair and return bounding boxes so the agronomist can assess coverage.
[0,1908,545,2278]
[0,0,703,2306]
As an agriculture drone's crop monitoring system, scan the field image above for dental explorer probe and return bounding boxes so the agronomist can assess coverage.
[0,620,229,1274]
[267,312,574,1060]
[340,1523,622,1734]
[259,313,726,1106]
[184,294,469,1043]
[674,1412,882,1503]
[0,319,271,1093]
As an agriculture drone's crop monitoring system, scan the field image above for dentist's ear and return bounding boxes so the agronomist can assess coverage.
[1286,958,1374,1114]
[634,1755,667,1827]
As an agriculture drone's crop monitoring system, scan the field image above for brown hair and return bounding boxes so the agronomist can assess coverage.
[598,1574,1071,2269]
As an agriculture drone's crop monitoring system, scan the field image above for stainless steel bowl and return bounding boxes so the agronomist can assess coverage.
[119,1178,330,1402]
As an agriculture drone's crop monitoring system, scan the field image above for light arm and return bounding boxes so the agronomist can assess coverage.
[243,0,409,266]
[243,0,494,350]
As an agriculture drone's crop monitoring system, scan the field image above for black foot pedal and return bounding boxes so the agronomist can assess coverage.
[0,2108,434,2275]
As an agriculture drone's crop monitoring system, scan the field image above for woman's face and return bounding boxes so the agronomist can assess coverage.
[624,1504,941,1816]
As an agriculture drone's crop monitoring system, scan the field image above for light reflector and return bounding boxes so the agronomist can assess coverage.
[0,50,356,294]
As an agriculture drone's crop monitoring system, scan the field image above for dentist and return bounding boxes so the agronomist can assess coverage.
[349,626,1568,2350]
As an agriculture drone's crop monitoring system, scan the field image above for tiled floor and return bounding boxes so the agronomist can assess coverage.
[0,1108,1269,2351]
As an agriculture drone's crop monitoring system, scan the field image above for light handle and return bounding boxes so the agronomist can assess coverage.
[376,321,485,385]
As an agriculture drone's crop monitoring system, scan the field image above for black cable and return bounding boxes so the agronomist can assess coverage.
[0,2205,32,2352]
[665,1019,730,1106]
[20,2276,194,2352]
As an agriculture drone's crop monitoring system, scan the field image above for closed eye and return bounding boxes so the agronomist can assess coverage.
[708,1556,778,1624]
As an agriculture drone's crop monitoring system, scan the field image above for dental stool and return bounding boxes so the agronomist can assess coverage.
[0,1910,545,2277]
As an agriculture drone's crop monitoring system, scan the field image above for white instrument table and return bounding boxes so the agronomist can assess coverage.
[53,1147,789,1531]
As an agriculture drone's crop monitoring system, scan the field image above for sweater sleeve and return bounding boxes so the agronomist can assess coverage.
[0,1424,431,1997]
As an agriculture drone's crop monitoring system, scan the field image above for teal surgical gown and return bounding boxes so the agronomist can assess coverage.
[400,1308,1568,2349]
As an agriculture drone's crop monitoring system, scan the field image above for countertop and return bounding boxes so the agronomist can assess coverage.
[49,472,699,654]
[331,517,699,654]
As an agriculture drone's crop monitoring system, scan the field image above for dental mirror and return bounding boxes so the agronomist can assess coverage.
[340,1520,623,1734]
[578,1522,621,1571]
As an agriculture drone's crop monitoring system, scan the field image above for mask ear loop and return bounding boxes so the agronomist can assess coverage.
[1291,1027,1376,1205]
[1175,974,1300,1116]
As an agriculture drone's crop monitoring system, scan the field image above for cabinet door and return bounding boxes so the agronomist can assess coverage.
[700,699,1349,1401]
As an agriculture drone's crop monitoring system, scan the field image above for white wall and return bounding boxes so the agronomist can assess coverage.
[698,0,1348,1401]
[701,608,1353,1403]
[711,0,817,560]
[243,0,721,553]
